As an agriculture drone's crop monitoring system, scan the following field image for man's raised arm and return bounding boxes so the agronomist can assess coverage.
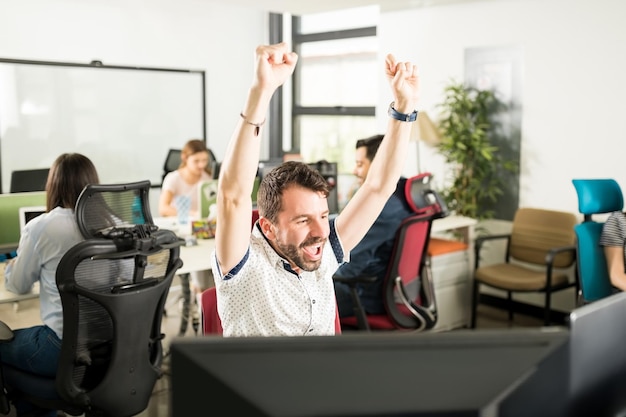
[215,43,298,274]
[336,54,420,253]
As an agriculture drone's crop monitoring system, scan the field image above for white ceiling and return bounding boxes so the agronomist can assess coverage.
[206,0,492,15]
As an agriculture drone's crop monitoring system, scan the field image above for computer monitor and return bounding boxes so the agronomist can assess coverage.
[10,168,49,193]
[198,180,218,219]
[18,205,46,232]
[257,158,283,179]
[308,160,339,214]
[566,291,626,416]
[170,329,568,417]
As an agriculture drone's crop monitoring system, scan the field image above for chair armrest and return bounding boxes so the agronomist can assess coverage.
[545,245,577,267]
[332,274,377,331]
[544,245,577,289]
[0,320,14,342]
[475,233,511,269]
[332,274,377,286]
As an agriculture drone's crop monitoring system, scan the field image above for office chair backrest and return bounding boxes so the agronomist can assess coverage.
[162,147,219,183]
[383,213,438,330]
[57,180,183,415]
[572,179,624,302]
[75,180,154,239]
[163,148,182,179]
[404,171,449,219]
[509,208,577,268]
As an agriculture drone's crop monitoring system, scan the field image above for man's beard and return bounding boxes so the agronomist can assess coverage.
[274,236,325,272]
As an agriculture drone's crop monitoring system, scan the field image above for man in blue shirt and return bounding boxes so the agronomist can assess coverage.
[334,135,415,318]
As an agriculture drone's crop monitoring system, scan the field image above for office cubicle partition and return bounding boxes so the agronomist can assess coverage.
[0,191,46,250]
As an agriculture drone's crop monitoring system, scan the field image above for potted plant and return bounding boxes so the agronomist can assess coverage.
[436,81,517,220]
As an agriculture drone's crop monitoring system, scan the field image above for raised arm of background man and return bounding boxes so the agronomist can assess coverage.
[215,42,298,274]
[335,55,420,254]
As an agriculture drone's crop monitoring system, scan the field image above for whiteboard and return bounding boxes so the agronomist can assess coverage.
[0,59,205,193]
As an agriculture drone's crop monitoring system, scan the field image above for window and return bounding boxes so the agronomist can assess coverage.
[287,6,380,210]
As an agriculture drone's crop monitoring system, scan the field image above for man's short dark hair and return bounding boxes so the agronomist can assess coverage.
[257,161,330,224]
[355,134,384,162]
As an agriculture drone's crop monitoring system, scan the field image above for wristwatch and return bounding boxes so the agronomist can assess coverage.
[388,101,418,122]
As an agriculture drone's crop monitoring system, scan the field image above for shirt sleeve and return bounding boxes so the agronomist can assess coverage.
[4,227,40,294]
[161,171,177,194]
[599,211,626,247]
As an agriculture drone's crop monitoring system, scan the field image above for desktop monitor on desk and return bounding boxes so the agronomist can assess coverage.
[255,159,339,214]
[9,168,49,193]
[170,329,568,417]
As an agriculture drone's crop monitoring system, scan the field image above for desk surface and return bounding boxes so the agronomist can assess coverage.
[178,238,214,276]
[431,214,477,233]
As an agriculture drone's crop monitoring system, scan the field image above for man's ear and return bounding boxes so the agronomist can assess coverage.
[258,217,275,240]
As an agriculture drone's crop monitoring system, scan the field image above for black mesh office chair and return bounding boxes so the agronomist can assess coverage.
[0,180,184,416]
[162,147,219,183]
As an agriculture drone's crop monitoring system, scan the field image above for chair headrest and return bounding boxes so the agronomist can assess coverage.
[75,180,154,239]
[404,172,449,218]
[572,179,624,215]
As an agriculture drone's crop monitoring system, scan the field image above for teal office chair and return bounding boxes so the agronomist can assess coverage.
[572,179,624,304]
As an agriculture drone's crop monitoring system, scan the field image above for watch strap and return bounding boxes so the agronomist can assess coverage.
[388,101,418,122]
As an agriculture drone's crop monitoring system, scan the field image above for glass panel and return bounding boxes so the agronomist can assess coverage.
[298,5,379,34]
[296,113,376,169]
[298,37,378,107]
[297,115,377,213]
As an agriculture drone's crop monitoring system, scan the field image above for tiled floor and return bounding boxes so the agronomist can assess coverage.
[0,287,551,417]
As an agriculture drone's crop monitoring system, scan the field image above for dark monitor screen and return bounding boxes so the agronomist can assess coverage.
[10,168,49,193]
[258,159,283,179]
[566,291,626,416]
[170,329,568,417]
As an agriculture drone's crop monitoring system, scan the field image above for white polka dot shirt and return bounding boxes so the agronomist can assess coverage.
[211,219,345,337]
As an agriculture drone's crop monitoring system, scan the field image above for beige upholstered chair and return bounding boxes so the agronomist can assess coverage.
[470,207,578,327]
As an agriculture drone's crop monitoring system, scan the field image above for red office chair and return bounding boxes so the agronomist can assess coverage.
[332,173,449,332]
[200,286,342,335]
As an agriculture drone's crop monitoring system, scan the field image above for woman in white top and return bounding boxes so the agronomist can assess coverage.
[159,139,213,219]
[1,153,99,416]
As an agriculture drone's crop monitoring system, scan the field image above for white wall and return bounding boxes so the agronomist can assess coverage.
[4,0,625,215]
[0,0,268,163]
[379,0,626,217]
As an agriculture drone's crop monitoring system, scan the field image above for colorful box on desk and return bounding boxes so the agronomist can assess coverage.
[191,220,215,239]
[427,237,472,332]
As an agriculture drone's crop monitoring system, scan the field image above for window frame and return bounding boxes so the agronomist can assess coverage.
[267,13,377,158]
